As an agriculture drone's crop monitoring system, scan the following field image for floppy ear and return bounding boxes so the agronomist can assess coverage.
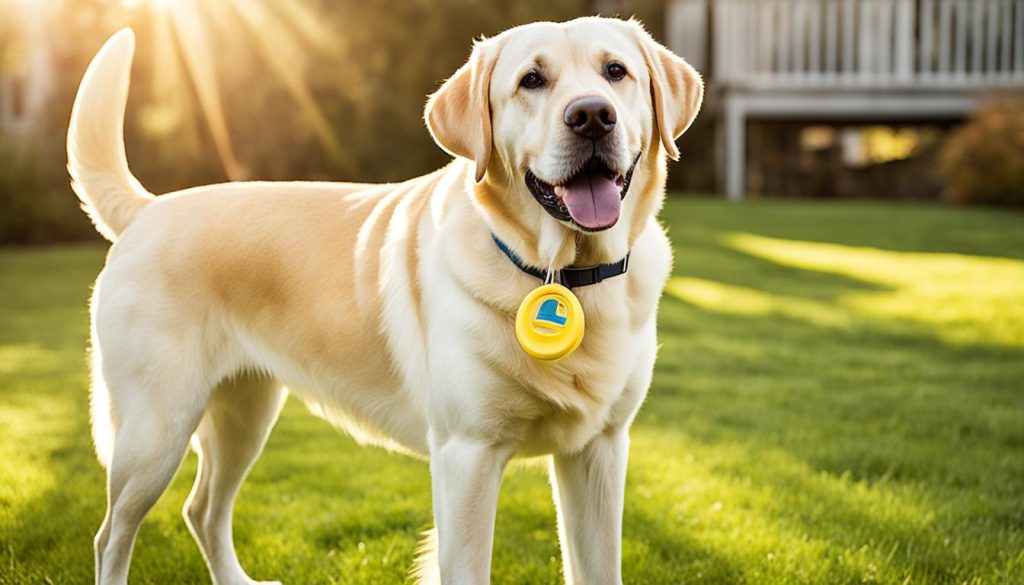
[634,27,704,160]
[424,40,499,182]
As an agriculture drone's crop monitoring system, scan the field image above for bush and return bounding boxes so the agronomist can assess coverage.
[939,95,1024,206]
[0,134,98,244]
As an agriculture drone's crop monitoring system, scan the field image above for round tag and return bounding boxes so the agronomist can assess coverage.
[515,283,585,361]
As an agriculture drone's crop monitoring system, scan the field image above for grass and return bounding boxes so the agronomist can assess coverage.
[2,197,1023,584]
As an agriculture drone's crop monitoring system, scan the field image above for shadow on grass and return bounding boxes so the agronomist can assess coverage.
[636,200,1024,582]
[670,227,893,304]
[665,196,1024,261]
[624,507,749,584]
[641,291,1024,582]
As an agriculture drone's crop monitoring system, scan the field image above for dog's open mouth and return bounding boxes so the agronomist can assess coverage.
[526,155,639,232]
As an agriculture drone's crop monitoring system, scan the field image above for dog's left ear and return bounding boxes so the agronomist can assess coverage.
[425,39,500,182]
[632,24,704,160]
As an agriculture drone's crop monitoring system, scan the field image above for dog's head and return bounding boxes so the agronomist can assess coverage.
[425,17,702,263]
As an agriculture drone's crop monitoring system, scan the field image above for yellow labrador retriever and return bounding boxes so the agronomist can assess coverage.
[69,16,702,585]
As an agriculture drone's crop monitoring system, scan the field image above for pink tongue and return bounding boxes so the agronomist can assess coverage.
[560,169,621,229]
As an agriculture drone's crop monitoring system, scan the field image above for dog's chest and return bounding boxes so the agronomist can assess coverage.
[473,296,654,456]
[525,367,640,455]
[417,215,670,455]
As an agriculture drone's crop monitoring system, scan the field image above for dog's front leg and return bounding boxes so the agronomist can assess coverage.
[429,434,512,584]
[551,430,630,585]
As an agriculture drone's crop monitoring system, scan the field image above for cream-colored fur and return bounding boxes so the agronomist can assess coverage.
[70,18,702,585]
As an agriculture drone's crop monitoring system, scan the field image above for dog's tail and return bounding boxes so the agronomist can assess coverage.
[67,29,154,243]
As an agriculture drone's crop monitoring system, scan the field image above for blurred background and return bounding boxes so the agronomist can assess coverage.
[1,0,1022,244]
[2,2,1024,584]
[0,0,658,243]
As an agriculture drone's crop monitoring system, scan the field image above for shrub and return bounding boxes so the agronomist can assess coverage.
[0,134,97,244]
[939,95,1024,206]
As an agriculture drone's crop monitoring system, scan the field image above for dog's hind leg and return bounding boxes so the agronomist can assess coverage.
[184,373,286,585]
[93,372,209,585]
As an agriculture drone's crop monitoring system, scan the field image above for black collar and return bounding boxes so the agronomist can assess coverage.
[492,235,629,290]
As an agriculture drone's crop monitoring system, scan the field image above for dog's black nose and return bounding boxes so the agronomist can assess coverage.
[564,96,616,140]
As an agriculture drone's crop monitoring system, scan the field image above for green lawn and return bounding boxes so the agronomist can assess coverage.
[2,197,1023,584]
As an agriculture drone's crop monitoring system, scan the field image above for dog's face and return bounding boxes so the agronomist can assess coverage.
[426,18,702,255]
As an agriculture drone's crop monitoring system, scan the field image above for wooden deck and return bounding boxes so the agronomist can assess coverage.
[667,0,1024,198]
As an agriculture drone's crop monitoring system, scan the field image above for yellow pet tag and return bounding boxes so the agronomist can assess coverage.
[515,283,585,361]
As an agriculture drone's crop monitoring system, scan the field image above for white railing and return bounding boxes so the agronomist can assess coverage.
[711,0,1024,89]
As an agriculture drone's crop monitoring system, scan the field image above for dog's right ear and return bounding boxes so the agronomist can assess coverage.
[425,39,500,183]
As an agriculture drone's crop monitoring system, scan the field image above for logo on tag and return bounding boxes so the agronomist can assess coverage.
[534,299,567,327]
[515,284,584,361]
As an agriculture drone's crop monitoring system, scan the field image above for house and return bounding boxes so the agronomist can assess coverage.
[0,0,55,135]
[666,0,1024,198]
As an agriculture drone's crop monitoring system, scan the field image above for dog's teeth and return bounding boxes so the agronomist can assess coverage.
[554,186,567,199]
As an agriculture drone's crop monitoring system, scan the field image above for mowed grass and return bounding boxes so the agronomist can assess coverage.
[2,197,1023,584]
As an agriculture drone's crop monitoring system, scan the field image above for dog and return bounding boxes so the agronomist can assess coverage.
[69,16,702,585]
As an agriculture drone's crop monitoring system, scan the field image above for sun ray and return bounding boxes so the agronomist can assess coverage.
[165,0,246,180]
[228,0,351,173]
[116,0,350,179]
[143,3,196,150]
[266,0,341,58]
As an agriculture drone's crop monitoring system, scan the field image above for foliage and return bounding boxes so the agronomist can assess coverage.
[939,94,1024,206]
[1,198,1023,583]
[0,134,96,243]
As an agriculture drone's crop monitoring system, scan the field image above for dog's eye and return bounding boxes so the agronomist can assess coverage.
[520,71,546,90]
[606,62,627,81]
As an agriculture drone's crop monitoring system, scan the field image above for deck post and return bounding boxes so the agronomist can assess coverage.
[666,0,709,70]
[894,0,914,82]
[724,97,746,200]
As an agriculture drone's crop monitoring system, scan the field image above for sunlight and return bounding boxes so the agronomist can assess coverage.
[725,234,1024,347]
[628,428,935,584]
[165,0,244,179]
[0,343,59,376]
[116,0,345,179]
[121,0,169,9]
[665,277,851,328]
